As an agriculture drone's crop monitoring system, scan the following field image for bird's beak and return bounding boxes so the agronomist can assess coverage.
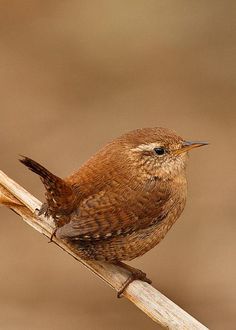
[173,141,208,155]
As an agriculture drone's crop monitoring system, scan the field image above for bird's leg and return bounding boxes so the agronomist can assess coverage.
[35,204,57,242]
[48,228,57,242]
[115,261,152,298]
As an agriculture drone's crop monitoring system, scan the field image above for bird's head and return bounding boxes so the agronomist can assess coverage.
[116,127,208,180]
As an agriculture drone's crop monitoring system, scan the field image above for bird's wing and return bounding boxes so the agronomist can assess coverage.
[56,182,170,241]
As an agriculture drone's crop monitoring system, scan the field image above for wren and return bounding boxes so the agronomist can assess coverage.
[20,127,207,296]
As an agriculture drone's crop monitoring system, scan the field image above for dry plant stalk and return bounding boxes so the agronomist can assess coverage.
[0,170,208,330]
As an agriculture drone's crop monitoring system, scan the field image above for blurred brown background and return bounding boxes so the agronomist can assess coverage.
[0,1,235,329]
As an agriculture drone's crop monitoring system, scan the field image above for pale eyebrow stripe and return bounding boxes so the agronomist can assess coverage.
[131,142,159,152]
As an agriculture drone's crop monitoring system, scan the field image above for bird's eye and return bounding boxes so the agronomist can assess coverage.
[154,147,166,156]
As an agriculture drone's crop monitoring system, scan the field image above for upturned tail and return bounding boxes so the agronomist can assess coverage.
[20,156,78,218]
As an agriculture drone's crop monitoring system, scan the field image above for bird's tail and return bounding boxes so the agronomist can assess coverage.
[20,156,77,217]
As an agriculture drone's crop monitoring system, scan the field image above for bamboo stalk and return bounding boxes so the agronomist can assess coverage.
[0,170,208,329]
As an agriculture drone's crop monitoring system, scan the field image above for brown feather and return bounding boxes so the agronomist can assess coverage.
[20,156,79,222]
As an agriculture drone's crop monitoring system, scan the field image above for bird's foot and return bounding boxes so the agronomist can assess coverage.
[115,262,152,298]
[36,203,49,217]
[35,206,57,243]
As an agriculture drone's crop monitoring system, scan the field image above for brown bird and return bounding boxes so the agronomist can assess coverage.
[20,127,207,296]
